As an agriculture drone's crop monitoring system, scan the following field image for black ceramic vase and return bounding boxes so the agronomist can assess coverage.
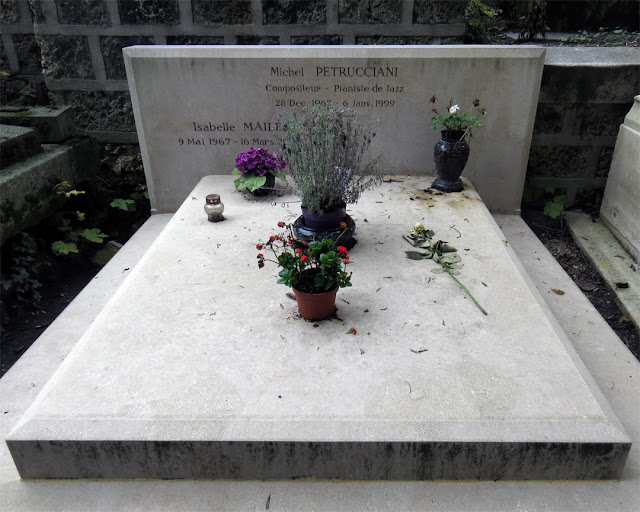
[432,130,469,193]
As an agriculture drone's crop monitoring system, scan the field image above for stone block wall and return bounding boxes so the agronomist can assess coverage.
[1,0,638,204]
[1,0,467,143]
[529,65,639,204]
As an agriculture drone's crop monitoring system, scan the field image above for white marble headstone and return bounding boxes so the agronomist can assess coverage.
[124,45,545,213]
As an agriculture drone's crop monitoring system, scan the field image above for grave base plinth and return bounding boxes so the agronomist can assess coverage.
[7,176,631,480]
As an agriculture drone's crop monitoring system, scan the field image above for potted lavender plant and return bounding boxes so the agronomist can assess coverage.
[282,105,384,244]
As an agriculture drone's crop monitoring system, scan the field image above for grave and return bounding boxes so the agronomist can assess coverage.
[123,45,545,214]
[600,95,640,262]
[5,46,631,480]
[7,176,631,480]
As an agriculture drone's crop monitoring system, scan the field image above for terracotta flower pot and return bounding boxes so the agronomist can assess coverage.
[292,286,338,321]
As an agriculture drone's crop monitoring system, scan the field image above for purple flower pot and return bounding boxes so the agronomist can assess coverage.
[301,205,346,231]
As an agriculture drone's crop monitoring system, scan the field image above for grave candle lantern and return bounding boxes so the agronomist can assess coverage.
[204,194,224,222]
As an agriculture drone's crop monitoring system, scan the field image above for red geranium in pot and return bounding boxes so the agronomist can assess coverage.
[257,222,352,321]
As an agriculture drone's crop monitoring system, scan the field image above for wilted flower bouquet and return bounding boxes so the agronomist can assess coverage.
[429,96,487,139]
[231,147,286,192]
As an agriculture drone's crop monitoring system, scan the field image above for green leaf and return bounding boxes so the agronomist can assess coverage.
[441,254,462,264]
[406,251,430,260]
[403,234,420,247]
[110,198,135,211]
[431,268,445,274]
[543,195,566,219]
[233,173,266,192]
[231,167,241,176]
[243,175,267,192]
[80,228,108,243]
[52,241,79,255]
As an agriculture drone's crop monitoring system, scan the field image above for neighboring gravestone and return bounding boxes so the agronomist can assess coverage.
[600,95,640,262]
[124,46,545,214]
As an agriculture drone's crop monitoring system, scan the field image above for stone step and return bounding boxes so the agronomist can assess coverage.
[565,211,640,332]
[0,124,41,169]
[0,137,99,245]
[6,176,631,481]
[0,106,75,143]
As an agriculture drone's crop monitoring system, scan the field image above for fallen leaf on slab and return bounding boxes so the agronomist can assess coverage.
[551,288,565,295]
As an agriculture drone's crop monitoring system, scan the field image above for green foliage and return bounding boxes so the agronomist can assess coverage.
[129,184,149,201]
[429,96,487,137]
[543,194,566,219]
[282,104,385,214]
[0,233,42,303]
[111,153,143,175]
[562,28,639,46]
[54,181,85,198]
[465,0,498,43]
[110,198,136,211]
[231,167,267,193]
[51,240,79,255]
[80,228,108,243]
[231,148,286,192]
[404,223,487,315]
[51,181,107,256]
[259,222,352,293]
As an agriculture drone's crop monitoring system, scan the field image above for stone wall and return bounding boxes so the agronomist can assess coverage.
[529,64,639,204]
[1,0,638,204]
[1,0,467,143]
